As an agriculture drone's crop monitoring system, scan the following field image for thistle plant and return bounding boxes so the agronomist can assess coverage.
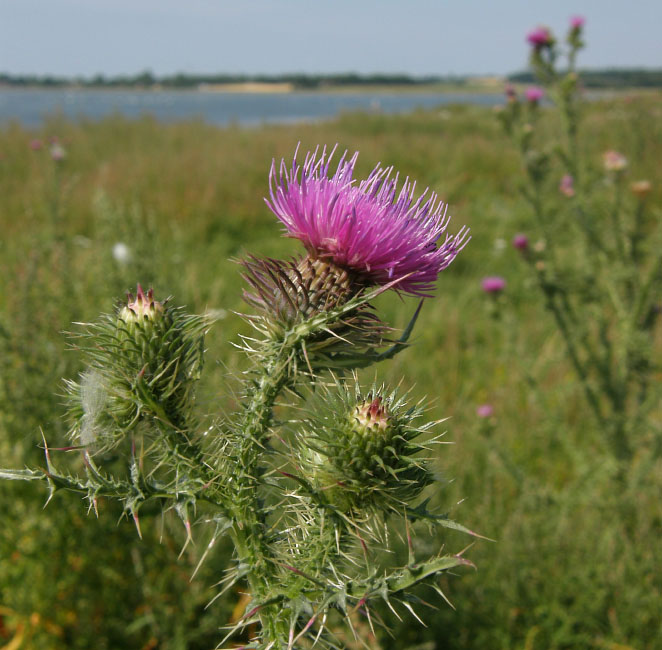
[498,18,662,462]
[1,145,473,648]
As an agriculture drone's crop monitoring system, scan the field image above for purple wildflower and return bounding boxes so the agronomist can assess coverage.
[476,404,494,418]
[525,86,544,104]
[266,146,470,297]
[559,174,575,197]
[512,234,529,251]
[526,26,553,48]
[30,139,43,151]
[481,276,506,294]
[570,15,585,30]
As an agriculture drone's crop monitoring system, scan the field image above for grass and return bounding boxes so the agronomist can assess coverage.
[1,94,662,649]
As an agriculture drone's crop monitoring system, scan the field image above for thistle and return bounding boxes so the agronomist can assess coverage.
[2,149,476,650]
[498,19,662,462]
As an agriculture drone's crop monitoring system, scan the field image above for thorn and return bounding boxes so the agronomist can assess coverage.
[40,429,54,472]
[178,518,194,559]
[44,483,56,508]
[291,612,317,647]
[132,510,143,539]
[402,600,426,626]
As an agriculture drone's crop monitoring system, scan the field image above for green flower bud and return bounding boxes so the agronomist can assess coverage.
[300,383,434,514]
[66,286,208,451]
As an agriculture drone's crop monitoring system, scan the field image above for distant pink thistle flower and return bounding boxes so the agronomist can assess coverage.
[505,83,517,101]
[559,174,575,197]
[526,26,553,48]
[266,146,470,297]
[512,234,529,251]
[570,15,585,29]
[603,150,628,172]
[30,139,43,151]
[476,404,494,418]
[481,276,506,293]
[525,86,544,104]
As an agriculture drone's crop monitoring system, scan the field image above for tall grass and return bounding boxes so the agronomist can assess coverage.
[1,95,661,648]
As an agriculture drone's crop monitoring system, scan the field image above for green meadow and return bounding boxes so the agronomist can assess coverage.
[1,95,661,649]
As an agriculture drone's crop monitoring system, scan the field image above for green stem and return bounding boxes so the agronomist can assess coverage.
[537,274,605,428]
[230,343,293,647]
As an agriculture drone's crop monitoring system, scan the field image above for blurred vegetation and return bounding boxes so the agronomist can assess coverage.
[3,68,662,90]
[0,71,457,90]
[1,94,661,649]
[509,67,662,88]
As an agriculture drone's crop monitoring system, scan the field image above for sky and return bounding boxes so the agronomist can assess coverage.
[1,0,661,78]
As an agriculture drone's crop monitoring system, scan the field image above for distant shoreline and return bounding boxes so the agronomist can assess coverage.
[0,81,507,95]
[3,68,662,93]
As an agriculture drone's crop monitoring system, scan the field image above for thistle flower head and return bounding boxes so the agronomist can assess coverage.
[481,276,506,293]
[570,15,585,30]
[526,26,554,49]
[603,150,628,173]
[266,146,469,297]
[559,174,575,197]
[476,404,494,418]
[512,234,529,251]
[525,86,544,104]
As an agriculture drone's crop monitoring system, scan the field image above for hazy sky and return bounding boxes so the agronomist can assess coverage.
[2,0,660,78]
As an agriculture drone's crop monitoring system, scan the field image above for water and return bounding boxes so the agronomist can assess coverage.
[0,87,503,128]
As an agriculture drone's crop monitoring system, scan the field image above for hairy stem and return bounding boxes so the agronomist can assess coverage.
[230,342,293,647]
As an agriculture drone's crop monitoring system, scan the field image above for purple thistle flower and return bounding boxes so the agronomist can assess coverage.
[526,26,553,48]
[481,276,506,294]
[512,234,529,251]
[559,174,575,197]
[570,15,585,30]
[266,145,470,297]
[476,404,494,418]
[525,86,544,104]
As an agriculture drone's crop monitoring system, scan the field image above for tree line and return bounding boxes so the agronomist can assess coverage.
[2,69,661,89]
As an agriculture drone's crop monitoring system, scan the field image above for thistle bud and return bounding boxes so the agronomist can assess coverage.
[119,284,166,329]
[300,383,434,513]
[67,285,207,450]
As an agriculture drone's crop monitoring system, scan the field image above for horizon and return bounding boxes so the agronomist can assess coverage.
[3,65,661,84]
